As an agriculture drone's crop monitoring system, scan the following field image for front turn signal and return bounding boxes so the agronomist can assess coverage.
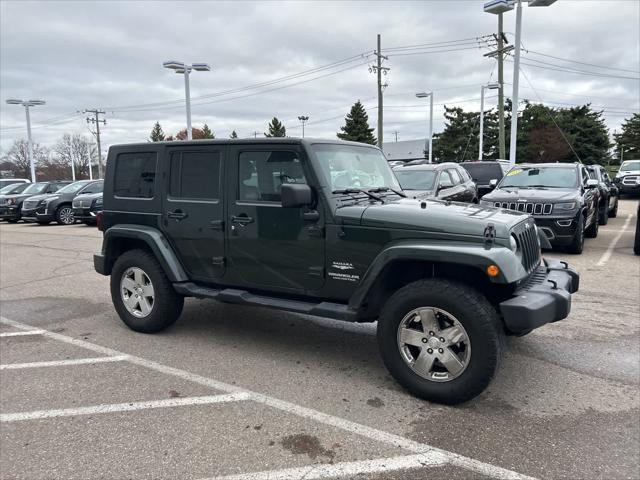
[486,265,500,278]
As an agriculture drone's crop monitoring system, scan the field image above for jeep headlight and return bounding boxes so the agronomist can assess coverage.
[509,234,518,253]
[553,202,577,212]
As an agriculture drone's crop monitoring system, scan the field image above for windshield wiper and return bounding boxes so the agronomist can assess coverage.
[367,187,407,198]
[332,188,384,202]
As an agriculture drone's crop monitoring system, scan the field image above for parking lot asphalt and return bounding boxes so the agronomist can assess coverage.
[0,199,638,480]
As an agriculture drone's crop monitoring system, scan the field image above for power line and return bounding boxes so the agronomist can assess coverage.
[383,35,493,52]
[525,50,640,75]
[386,45,490,58]
[505,56,640,81]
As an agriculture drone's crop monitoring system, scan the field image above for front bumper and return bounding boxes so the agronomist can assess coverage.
[533,215,579,247]
[0,205,20,220]
[73,207,99,222]
[20,207,54,223]
[618,183,640,195]
[499,258,579,335]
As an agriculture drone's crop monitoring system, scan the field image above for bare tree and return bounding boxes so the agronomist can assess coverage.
[54,134,97,179]
[0,139,48,179]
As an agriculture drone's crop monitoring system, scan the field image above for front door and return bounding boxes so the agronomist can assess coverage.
[226,146,325,293]
[163,146,226,282]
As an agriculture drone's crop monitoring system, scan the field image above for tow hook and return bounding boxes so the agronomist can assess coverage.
[560,261,569,269]
[547,279,558,290]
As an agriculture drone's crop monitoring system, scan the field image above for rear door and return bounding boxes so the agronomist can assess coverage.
[225,145,325,293]
[162,145,226,282]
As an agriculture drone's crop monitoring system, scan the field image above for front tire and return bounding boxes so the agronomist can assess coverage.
[377,279,504,405]
[566,214,585,254]
[110,249,184,333]
[598,199,609,225]
[610,198,618,218]
[56,205,75,225]
[585,208,599,238]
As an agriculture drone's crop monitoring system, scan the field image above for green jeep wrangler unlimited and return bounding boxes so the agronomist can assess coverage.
[95,139,579,404]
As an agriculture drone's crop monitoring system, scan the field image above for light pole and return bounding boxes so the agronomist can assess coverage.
[479,83,500,160]
[5,99,45,182]
[484,0,557,165]
[163,61,211,140]
[416,92,434,163]
[298,116,309,138]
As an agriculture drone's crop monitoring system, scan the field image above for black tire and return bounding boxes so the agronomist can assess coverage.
[610,198,618,218]
[56,205,75,225]
[566,214,585,254]
[377,278,505,405]
[585,208,599,238]
[36,220,50,225]
[110,249,184,333]
[598,200,609,225]
[7,219,19,224]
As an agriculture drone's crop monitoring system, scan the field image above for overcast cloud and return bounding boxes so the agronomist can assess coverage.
[0,0,638,155]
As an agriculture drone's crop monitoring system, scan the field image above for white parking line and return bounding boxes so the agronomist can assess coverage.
[596,214,633,267]
[208,452,448,480]
[0,355,130,370]
[0,330,45,337]
[0,392,250,422]
[0,316,537,480]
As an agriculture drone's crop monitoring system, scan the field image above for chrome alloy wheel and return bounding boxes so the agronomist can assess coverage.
[121,267,155,318]
[396,307,471,382]
[58,207,75,224]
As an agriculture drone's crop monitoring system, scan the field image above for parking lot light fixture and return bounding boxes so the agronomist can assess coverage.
[163,60,211,140]
[297,116,309,138]
[416,92,434,163]
[479,83,500,160]
[5,98,46,182]
[484,0,557,165]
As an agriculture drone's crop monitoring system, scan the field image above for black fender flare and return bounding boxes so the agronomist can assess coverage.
[348,240,526,311]
[101,225,188,282]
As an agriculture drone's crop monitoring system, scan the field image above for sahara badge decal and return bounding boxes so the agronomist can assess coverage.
[328,261,360,282]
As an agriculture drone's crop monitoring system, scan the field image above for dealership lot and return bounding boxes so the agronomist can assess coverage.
[1,200,639,480]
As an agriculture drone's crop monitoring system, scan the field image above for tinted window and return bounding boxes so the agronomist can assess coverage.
[48,183,68,193]
[395,169,437,190]
[79,182,104,195]
[238,151,307,202]
[170,151,221,200]
[461,163,504,184]
[22,183,47,194]
[114,152,157,198]
[449,169,463,185]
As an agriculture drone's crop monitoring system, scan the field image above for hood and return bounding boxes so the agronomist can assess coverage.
[335,198,525,239]
[403,189,436,199]
[23,193,58,203]
[482,187,578,203]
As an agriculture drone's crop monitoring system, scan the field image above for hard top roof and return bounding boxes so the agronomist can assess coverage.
[109,138,380,150]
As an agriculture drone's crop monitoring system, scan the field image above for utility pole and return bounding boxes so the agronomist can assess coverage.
[5,99,45,182]
[252,131,260,139]
[85,109,106,179]
[509,0,523,166]
[497,14,506,160]
[371,34,389,149]
[393,131,399,142]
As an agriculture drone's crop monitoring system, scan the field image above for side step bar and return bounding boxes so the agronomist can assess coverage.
[173,282,358,322]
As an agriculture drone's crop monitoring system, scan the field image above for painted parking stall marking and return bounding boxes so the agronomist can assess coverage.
[0,355,130,370]
[596,214,633,266]
[0,329,45,337]
[0,315,537,480]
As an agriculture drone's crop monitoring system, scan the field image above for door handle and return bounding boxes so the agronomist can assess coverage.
[230,215,254,225]
[168,210,188,220]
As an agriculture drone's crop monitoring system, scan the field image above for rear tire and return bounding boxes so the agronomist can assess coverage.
[566,215,585,254]
[377,278,504,405]
[598,200,609,225]
[110,249,184,333]
[610,198,618,218]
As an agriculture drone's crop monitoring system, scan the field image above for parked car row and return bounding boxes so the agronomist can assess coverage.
[0,179,103,225]
[389,159,630,255]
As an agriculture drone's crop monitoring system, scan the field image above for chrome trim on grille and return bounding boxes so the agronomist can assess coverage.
[495,202,553,215]
[622,175,639,185]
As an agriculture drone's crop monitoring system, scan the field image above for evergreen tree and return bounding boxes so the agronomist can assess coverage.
[556,105,610,165]
[230,130,238,139]
[337,101,376,145]
[613,113,640,164]
[265,117,286,137]
[433,106,498,162]
[201,123,215,139]
[149,122,165,142]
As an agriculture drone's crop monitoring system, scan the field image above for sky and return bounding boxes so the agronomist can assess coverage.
[0,0,639,157]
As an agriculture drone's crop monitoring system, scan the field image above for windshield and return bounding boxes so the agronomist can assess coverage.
[620,160,640,172]
[312,144,401,191]
[461,163,503,184]
[22,182,48,194]
[394,169,437,190]
[499,167,578,188]
[0,183,29,194]
[57,182,89,194]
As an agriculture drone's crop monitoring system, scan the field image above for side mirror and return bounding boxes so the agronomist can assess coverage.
[586,179,599,189]
[489,179,499,188]
[281,183,313,208]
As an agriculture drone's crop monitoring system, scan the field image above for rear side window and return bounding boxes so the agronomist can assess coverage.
[238,150,306,202]
[114,152,157,198]
[169,151,221,200]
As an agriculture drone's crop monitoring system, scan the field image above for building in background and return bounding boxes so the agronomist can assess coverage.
[383,139,427,162]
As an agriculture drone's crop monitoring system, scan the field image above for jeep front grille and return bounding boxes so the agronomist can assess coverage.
[495,202,552,215]
[512,220,541,274]
[23,200,39,210]
[622,175,639,185]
